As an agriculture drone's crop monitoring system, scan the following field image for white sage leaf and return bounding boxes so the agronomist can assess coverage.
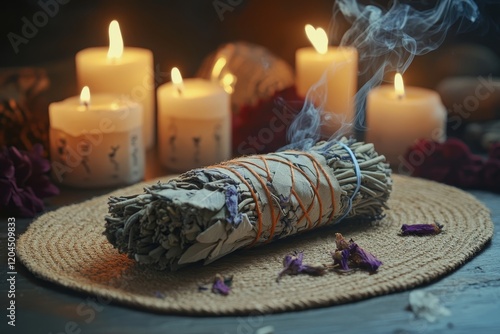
[196,220,227,243]
[178,242,217,265]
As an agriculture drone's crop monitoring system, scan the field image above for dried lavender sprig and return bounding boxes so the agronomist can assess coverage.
[212,274,232,295]
[332,233,382,272]
[401,223,443,236]
[277,251,326,282]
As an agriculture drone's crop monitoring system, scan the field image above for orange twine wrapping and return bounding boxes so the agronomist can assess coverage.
[212,151,337,246]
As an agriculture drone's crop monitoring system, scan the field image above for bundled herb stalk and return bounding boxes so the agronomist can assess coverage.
[104,137,392,271]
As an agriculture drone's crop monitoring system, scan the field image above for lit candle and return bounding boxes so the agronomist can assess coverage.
[365,73,447,166]
[295,24,358,135]
[49,86,145,188]
[157,68,231,172]
[76,20,155,149]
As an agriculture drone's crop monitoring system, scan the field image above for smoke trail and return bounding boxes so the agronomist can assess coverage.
[285,0,479,150]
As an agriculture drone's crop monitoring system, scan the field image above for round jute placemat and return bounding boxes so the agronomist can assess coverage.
[17,174,493,315]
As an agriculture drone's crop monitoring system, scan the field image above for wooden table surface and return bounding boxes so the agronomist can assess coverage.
[2,151,499,334]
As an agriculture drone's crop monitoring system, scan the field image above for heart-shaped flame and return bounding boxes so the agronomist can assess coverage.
[305,24,328,55]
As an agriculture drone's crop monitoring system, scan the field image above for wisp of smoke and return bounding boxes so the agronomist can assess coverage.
[285,0,479,151]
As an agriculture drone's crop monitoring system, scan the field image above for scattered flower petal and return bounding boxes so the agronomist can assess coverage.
[335,232,350,250]
[277,251,326,281]
[332,249,351,271]
[401,223,443,236]
[348,242,383,272]
[212,273,232,295]
[154,291,166,299]
[332,233,382,273]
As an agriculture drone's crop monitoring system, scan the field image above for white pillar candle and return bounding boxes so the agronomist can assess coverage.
[295,24,358,135]
[76,20,155,149]
[49,86,145,188]
[365,73,447,166]
[157,68,231,172]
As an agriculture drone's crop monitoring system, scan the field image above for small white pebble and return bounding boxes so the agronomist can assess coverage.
[409,290,451,323]
[255,325,275,334]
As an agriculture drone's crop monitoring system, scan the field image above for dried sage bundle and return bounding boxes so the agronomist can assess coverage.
[104,137,392,270]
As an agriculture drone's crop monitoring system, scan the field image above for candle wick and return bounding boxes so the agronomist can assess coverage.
[108,56,119,65]
[176,87,183,97]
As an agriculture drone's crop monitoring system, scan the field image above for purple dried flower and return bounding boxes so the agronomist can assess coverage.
[401,223,443,236]
[225,184,242,225]
[277,251,326,281]
[212,274,232,295]
[331,233,382,273]
[332,249,351,271]
[154,291,166,299]
[335,232,350,250]
[0,144,59,217]
[348,242,383,272]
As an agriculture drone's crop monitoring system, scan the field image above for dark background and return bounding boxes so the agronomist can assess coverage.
[1,0,500,96]
[1,0,338,98]
[1,0,500,154]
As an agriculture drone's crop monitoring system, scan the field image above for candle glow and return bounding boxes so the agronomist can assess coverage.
[107,20,124,60]
[305,24,328,55]
[76,20,154,148]
[157,77,231,171]
[171,67,184,96]
[211,57,227,80]
[394,73,405,99]
[221,73,236,94]
[296,24,358,136]
[80,86,91,107]
[365,79,446,165]
[49,91,144,187]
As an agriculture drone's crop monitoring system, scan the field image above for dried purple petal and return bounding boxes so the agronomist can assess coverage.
[348,242,382,272]
[225,184,242,226]
[0,144,59,217]
[154,291,166,299]
[335,233,350,250]
[277,251,326,281]
[331,234,382,273]
[332,249,350,271]
[212,274,232,295]
[401,223,443,236]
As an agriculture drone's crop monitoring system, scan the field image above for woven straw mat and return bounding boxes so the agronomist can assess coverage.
[17,174,493,315]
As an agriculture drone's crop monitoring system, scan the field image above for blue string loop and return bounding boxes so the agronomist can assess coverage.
[336,142,361,223]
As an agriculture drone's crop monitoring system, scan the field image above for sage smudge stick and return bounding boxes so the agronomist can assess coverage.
[104,137,392,270]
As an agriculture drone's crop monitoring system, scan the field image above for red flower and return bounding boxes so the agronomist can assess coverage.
[404,139,500,193]
[232,86,304,156]
[0,144,59,217]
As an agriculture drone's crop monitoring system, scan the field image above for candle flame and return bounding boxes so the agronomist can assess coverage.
[80,86,91,107]
[221,73,236,94]
[394,73,405,98]
[107,20,124,60]
[211,56,227,80]
[171,67,184,95]
[305,24,328,55]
